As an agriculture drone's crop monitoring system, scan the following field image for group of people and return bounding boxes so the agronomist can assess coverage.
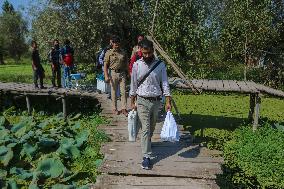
[101,35,172,170]
[31,39,74,89]
[31,34,172,170]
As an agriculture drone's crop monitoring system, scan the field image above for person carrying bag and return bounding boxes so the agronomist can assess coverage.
[130,39,172,170]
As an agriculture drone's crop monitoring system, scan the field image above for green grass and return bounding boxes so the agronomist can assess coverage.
[0,58,53,84]
[173,93,284,133]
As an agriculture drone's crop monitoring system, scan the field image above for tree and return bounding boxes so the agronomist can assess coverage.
[0,0,28,62]
[219,0,280,80]
[2,0,14,14]
[31,0,145,64]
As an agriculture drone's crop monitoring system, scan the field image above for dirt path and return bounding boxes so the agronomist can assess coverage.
[93,93,223,189]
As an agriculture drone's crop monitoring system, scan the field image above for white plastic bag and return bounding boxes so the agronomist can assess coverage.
[128,110,138,142]
[160,111,180,142]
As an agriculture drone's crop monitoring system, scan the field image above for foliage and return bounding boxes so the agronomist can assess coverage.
[0,59,97,87]
[0,108,108,188]
[146,0,217,66]
[0,61,52,84]
[30,0,145,64]
[28,0,284,88]
[221,122,284,188]
[0,0,28,62]
[172,93,284,150]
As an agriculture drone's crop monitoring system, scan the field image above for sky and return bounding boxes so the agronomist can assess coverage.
[0,0,30,12]
[0,0,42,29]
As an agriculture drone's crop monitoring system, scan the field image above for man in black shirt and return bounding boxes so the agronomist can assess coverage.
[49,39,62,88]
[31,41,45,89]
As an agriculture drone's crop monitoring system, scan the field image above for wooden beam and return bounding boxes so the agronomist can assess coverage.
[147,35,200,94]
[253,94,261,131]
[150,0,159,35]
[25,95,31,114]
[248,93,255,122]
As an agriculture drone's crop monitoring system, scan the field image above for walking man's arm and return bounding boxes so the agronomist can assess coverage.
[103,51,110,83]
[130,62,138,110]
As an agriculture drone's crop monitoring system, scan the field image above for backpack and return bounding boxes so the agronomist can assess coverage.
[64,53,73,66]
[62,46,74,66]
[95,49,104,70]
[96,46,111,70]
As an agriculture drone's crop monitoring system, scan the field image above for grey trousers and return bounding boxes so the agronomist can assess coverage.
[137,96,161,158]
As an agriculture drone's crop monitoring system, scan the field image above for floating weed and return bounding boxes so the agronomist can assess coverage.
[0,109,107,188]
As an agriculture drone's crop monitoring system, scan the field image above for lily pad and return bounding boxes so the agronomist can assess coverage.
[0,146,13,166]
[36,157,66,178]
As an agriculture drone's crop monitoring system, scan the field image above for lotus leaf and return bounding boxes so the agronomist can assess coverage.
[51,184,75,189]
[7,179,18,189]
[72,122,81,130]
[57,138,80,158]
[20,143,37,160]
[0,116,7,127]
[75,130,89,147]
[39,138,58,147]
[11,119,33,138]
[0,169,7,177]
[19,131,35,143]
[0,129,10,141]
[38,120,50,129]
[10,167,33,179]
[0,146,13,166]
[7,143,17,148]
[78,185,89,189]
[36,158,66,178]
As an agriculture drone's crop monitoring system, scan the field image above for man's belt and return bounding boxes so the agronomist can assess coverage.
[111,69,124,73]
[138,96,161,101]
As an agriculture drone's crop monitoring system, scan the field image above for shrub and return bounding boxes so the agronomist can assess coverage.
[222,123,284,188]
[195,128,234,151]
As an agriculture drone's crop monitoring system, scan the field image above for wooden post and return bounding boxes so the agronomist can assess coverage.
[248,93,255,122]
[62,95,67,118]
[253,94,261,131]
[150,0,159,35]
[25,95,31,114]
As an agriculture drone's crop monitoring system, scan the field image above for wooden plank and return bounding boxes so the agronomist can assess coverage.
[222,80,230,91]
[200,79,209,90]
[227,80,241,91]
[215,80,224,90]
[206,80,217,91]
[235,81,253,93]
[244,81,259,93]
[93,175,219,189]
[100,142,223,179]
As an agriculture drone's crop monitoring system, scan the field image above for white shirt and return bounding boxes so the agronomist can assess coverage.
[130,57,171,97]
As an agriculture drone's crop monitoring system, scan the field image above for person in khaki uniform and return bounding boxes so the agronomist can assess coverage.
[104,36,129,116]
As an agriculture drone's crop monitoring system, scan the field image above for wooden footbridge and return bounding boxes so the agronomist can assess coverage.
[0,82,98,117]
[0,79,283,188]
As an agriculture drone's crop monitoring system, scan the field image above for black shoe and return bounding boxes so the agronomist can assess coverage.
[40,86,46,89]
[141,157,151,170]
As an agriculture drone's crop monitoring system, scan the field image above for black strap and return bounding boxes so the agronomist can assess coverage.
[137,60,162,88]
